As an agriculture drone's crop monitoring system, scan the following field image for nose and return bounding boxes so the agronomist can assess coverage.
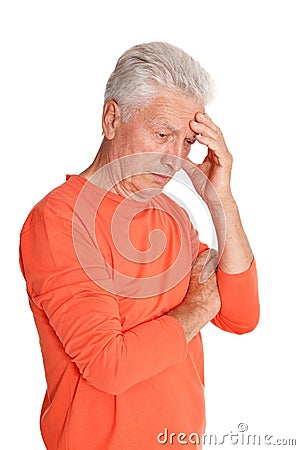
[160,151,184,174]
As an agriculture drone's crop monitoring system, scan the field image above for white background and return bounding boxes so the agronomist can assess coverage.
[1,0,299,448]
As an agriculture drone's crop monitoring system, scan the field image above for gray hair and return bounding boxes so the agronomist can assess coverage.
[104,41,215,122]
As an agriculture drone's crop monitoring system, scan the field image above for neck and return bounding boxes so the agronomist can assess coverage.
[79,139,120,194]
[80,139,110,180]
[79,140,161,202]
[79,141,138,199]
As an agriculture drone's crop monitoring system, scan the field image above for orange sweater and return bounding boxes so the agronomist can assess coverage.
[19,175,259,450]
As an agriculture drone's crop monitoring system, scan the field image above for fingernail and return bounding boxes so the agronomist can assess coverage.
[197,113,204,118]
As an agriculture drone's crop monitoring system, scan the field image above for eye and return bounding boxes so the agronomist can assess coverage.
[156,132,169,142]
[185,137,196,146]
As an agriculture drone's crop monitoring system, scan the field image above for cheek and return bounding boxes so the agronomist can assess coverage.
[129,134,153,154]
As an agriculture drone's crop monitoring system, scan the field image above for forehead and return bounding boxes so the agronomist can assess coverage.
[140,91,205,127]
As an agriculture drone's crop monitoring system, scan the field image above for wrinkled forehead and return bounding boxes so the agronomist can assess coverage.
[139,92,205,127]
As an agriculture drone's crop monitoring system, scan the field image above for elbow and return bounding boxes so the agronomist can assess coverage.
[240,295,260,334]
[212,305,260,335]
[216,279,260,335]
[234,317,259,335]
[247,313,260,333]
[233,308,260,335]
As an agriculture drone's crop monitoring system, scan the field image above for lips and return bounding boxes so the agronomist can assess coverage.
[151,173,172,183]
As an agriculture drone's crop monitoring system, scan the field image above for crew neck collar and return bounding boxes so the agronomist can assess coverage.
[66,174,156,208]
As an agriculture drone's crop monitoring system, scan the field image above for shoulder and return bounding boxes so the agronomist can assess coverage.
[20,175,84,234]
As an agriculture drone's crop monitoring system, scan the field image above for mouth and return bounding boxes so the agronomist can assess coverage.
[150,173,172,183]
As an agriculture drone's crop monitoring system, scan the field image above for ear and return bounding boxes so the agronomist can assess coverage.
[102,100,121,140]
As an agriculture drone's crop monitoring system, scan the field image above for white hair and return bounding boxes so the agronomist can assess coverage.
[104,41,215,122]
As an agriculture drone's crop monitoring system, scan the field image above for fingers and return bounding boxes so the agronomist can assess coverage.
[196,112,219,130]
[190,116,223,150]
[193,248,210,267]
[189,112,231,167]
[190,113,220,139]
[192,248,219,284]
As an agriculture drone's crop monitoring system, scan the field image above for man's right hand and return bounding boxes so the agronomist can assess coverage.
[167,249,221,342]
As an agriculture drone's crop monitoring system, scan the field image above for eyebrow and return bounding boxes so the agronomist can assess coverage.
[152,120,197,140]
[156,121,180,134]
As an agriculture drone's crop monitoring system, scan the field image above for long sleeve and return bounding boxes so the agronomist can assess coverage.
[20,212,188,395]
[212,259,260,334]
[192,224,259,334]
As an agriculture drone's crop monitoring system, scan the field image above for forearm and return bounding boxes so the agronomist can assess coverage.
[86,315,188,394]
[205,197,259,334]
[208,195,253,274]
[167,250,221,342]
[167,301,218,342]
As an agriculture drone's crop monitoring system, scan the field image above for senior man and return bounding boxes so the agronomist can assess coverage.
[19,42,259,450]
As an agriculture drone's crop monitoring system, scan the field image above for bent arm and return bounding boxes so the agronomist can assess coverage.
[20,213,188,395]
[190,226,259,335]
[207,197,260,333]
